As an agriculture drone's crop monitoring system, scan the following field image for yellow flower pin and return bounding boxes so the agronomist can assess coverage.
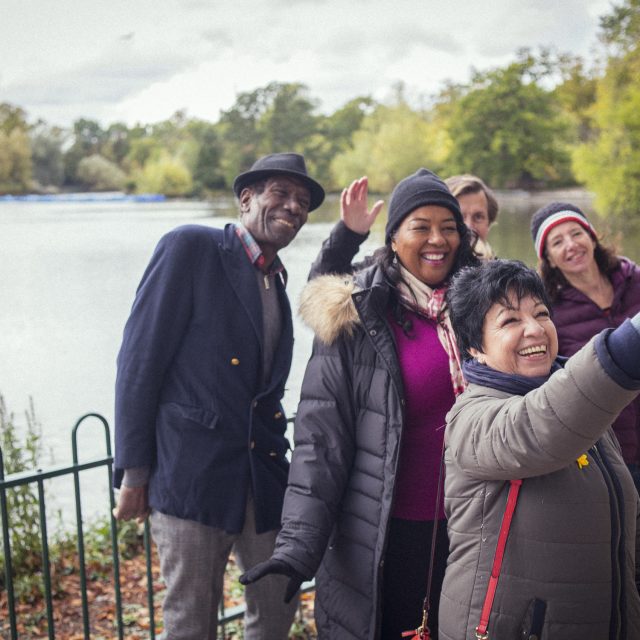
[576,454,589,470]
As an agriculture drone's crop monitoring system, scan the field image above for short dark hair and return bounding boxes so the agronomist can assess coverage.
[446,259,551,359]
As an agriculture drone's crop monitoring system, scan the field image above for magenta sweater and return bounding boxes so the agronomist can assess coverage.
[390,311,455,520]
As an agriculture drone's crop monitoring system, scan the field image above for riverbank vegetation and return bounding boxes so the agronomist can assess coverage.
[0,0,639,216]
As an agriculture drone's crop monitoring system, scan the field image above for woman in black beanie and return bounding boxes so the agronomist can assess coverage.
[531,201,640,490]
[241,168,479,639]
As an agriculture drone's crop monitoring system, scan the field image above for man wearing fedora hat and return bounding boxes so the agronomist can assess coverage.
[112,152,324,639]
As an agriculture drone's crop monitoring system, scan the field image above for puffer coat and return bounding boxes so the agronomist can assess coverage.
[440,338,640,640]
[551,257,640,466]
[271,264,407,639]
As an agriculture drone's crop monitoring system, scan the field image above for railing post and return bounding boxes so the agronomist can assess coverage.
[71,418,91,639]
[72,413,125,640]
[0,446,18,640]
[36,474,55,638]
[144,520,156,639]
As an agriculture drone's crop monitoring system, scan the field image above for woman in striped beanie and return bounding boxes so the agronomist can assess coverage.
[531,201,640,489]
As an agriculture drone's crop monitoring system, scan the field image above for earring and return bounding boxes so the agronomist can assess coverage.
[477,356,486,365]
[392,251,398,265]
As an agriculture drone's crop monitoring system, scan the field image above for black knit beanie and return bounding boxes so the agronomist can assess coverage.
[530,201,596,259]
[385,168,463,243]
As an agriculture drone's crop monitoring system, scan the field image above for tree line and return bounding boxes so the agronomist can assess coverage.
[1,0,638,216]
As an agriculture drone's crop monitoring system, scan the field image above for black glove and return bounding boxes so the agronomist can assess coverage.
[239,558,304,603]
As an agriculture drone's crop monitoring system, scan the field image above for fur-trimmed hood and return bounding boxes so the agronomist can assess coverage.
[299,274,362,345]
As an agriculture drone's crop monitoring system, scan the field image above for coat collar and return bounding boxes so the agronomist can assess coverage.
[220,223,263,349]
[298,263,392,344]
[220,223,293,392]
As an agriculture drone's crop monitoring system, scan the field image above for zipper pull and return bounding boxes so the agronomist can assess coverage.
[264,274,270,290]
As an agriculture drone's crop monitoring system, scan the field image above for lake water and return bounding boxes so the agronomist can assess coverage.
[1,190,639,521]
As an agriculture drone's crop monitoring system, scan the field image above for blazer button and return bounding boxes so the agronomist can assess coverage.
[369,329,377,336]
[269,451,277,457]
[274,411,283,419]
[231,357,240,365]
[250,440,256,449]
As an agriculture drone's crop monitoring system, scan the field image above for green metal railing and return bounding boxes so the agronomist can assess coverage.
[0,413,314,639]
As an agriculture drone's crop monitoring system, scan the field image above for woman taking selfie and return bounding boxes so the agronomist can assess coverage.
[241,169,479,639]
[440,259,640,640]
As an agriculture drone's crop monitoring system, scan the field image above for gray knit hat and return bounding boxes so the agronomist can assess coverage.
[385,168,463,243]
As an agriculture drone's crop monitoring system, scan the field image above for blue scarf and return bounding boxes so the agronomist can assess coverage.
[462,357,565,396]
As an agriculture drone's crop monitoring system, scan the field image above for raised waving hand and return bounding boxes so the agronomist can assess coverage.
[341,176,384,235]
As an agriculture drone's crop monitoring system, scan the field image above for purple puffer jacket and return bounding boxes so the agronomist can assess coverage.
[551,257,640,464]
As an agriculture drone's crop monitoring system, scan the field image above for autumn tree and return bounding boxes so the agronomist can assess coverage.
[76,154,127,191]
[444,52,573,189]
[309,96,375,191]
[64,119,107,185]
[0,103,32,193]
[552,55,598,143]
[331,99,443,193]
[572,0,640,215]
[217,82,320,187]
[135,153,193,196]
[188,120,225,192]
[30,122,66,188]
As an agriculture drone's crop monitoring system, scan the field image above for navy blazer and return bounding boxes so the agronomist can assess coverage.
[114,223,294,533]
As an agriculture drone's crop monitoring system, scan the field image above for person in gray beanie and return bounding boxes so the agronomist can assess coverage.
[240,168,479,639]
[531,200,640,492]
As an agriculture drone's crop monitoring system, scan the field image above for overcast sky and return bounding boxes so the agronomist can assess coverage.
[1,0,612,128]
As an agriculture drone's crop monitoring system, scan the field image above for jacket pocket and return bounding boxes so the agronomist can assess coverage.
[160,401,219,430]
[520,598,546,639]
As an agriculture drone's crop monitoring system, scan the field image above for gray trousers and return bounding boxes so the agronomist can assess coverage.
[150,496,298,640]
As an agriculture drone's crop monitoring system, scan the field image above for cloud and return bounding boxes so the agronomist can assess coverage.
[201,29,234,48]
[2,46,194,107]
[4,64,180,107]
[384,25,463,56]
[469,0,598,58]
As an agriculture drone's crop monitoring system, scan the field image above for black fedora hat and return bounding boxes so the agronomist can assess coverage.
[232,152,325,212]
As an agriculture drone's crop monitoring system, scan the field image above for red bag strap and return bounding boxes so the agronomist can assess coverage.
[474,479,522,640]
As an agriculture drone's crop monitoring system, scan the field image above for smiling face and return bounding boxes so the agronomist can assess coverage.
[544,220,597,278]
[471,292,558,377]
[239,175,310,265]
[391,205,461,287]
[458,190,491,240]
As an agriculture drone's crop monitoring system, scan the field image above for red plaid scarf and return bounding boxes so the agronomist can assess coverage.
[396,266,466,396]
